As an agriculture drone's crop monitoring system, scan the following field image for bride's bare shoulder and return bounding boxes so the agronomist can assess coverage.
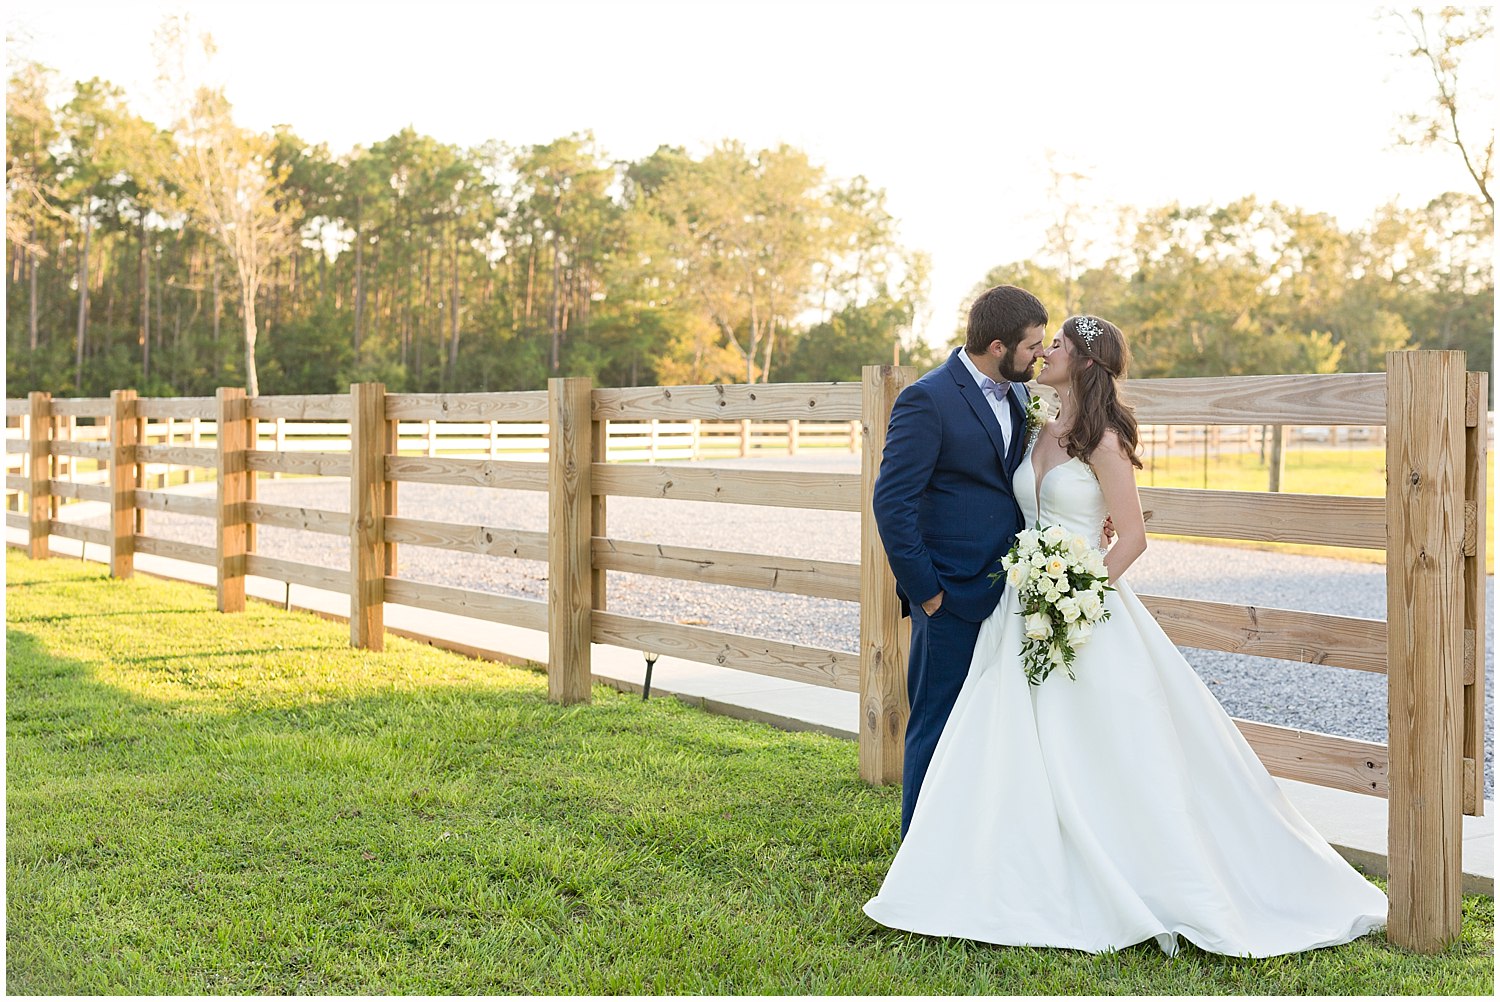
[1091,428,1136,470]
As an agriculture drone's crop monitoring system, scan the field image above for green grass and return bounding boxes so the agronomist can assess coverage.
[1143,447,1495,572]
[5,556,1493,994]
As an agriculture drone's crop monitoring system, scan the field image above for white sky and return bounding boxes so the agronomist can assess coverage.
[6,0,1493,346]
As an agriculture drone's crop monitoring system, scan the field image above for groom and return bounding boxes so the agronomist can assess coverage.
[873,284,1049,838]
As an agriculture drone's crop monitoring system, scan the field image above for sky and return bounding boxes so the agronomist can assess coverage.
[6,0,1493,346]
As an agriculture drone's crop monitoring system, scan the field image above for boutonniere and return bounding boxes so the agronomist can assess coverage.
[1023,394,1052,444]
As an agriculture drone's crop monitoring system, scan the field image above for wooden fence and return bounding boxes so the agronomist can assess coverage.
[5,414,1412,501]
[3,351,1487,952]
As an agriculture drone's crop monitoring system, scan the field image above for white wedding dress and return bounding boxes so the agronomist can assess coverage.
[863,449,1388,957]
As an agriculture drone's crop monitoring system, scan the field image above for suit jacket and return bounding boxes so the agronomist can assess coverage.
[872,347,1030,623]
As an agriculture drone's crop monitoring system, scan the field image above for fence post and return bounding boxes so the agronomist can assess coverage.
[52,412,67,520]
[350,383,386,650]
[164,417,175,489]
[108,390,138,578]
[27,392,51,560]
[187,417,200,483]
[690,418,701,460]
[385,403,400,578]
[215,388,249,613]
[739,418,752,458]
[593,415,608,614]
[244,416,259,555]
[1267,424,1286,492]
[271,417,285,480]
[1462,373,1487,818]
[548,377,593,704]
[1385,349,1467,952]
[133,408,147,535]
[860,365,915,785]
[788,418,800,456]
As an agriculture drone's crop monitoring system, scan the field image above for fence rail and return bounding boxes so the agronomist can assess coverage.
[3,353,1488,952]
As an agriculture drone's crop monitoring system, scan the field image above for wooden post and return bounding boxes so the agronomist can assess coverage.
[1267,425,1286,492]
[215,388,249,613]
[548,377,593,704]
[648,418,659,461]
[859,365,915,785]
[739,418,752,458]
[350,383,386,650]
[1385,350,1467,952]
[133,407,146,534]
[51,411,66,520]
[27,392,51,559]
[244,419,258,554]
[849,419,860,454]
[426,418,439,457]
[187,417,200,483]
[592,416,608,613]
[164,417,175,489]
[272,417,286,479]
[1462,372,1487,817]
[384,407,400,579]
[108,390,138,578]
[690,418,701,460]
[788,418,800,456]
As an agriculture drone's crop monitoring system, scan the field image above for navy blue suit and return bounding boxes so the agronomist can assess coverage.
[872,348,1029,837]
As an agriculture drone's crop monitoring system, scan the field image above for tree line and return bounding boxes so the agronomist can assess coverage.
[5,11,1493,399]
[975,193,1492,381]
[7,33,934,399]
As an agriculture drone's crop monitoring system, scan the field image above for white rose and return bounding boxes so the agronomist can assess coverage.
[1077,591,1104,620]
[1042,525,1068,546]
[1043,586,1062,604]
[1085,552,1108,578]
[1048,643,1067,666]
[1030,552,1049,570]
[1066,619,1094,646]
[1055,596,1081,623]
[1007,566,1024,588]
[1024,611,1052,640]
[1017,528,1040,549]
[1045,556,1068,578]
[1068,536,1091,560]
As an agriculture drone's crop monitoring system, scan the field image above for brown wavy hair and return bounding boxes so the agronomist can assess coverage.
[1058,315,1143,470]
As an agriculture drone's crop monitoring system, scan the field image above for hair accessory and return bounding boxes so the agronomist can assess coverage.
[1074,315,1103,349]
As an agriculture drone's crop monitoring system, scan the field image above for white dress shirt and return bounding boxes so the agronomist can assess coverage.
[958,349,1015,449]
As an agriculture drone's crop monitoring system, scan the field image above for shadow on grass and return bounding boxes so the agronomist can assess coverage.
[8,608,209,624]
[5,558,1493,996]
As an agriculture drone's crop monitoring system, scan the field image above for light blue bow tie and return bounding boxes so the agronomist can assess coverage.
[978,375,1011,402]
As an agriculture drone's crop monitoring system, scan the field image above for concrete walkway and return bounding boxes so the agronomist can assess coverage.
[7,524,1493,897]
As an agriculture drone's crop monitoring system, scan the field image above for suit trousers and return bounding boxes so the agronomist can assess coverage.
[902,603,984,838]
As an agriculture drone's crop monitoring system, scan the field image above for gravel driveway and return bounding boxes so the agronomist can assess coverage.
[100,453,1495,797]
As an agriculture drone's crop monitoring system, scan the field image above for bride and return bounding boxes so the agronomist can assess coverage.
[862,315,1388,957]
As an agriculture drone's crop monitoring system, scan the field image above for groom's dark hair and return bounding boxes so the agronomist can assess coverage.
[965,285,1049,354]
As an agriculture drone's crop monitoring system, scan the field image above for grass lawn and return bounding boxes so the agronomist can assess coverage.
[1143,447,1496,572]
[5,555,1493,994]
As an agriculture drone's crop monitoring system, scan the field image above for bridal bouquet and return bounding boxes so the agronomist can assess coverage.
[992,525,1113,685]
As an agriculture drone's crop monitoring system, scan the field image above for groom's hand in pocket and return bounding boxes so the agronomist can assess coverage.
[922,591,944,616]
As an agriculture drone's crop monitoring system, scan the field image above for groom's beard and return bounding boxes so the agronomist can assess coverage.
[1000,356,1036,384]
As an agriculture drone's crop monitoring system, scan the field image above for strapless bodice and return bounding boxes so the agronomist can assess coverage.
[1014,450,1108,544]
